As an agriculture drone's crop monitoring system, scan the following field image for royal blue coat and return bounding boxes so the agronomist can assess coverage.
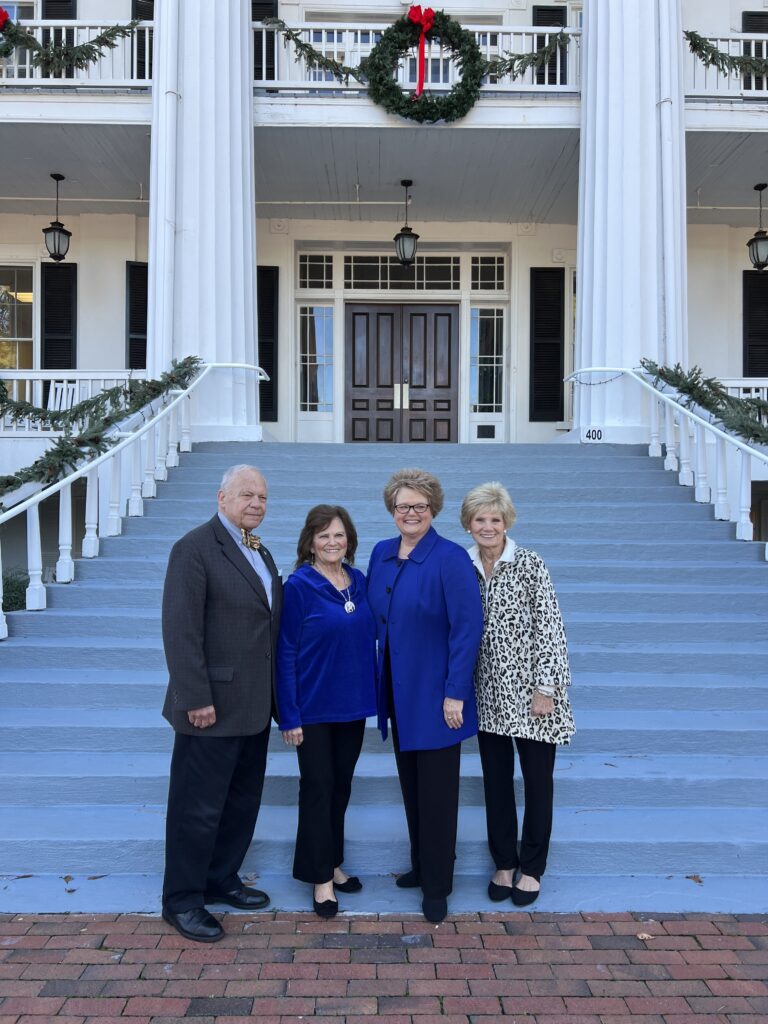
[276,564,377,731]
[366,527,484,752]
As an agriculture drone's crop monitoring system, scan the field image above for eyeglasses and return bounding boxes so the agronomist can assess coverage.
[393,502,430,514]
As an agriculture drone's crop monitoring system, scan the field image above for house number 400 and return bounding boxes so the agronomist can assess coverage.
[583,428,603,442]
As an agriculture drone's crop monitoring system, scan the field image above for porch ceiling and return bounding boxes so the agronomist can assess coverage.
[0,123,150,215]
[252,126,581,224]
[686,131,768,228]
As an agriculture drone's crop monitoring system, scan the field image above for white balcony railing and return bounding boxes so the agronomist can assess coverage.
[0,20,153,86]
[1,370,147,435]
[684,32,768,99]
[253,23,581,95]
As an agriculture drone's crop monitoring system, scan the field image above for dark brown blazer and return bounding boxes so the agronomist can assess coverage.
[161,514,283,737]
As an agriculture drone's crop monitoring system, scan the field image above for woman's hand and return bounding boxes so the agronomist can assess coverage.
[531,692,554,717]
[282,727,304,746]
[443,697,464,729]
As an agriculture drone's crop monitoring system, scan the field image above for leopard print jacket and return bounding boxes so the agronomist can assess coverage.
[474,547,575,745]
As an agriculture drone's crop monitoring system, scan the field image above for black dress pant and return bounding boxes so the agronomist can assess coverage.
[477,729,556,881]
[163,726,270,913]
[390,713,461,899]
[293,719,366,884]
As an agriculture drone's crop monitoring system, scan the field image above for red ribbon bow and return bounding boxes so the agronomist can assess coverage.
[0,8,10,32]
[408,5,435,98]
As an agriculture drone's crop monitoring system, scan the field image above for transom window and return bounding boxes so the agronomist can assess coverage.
[299,305,333,412]
[0,266,34,370]
[471,256,505,291]
[344,256,460,290]
[299,254,333,289]
[470,308,504,413]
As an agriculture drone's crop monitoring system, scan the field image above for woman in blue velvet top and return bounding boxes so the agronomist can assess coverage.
[277,504,376,918]
[367,469,484,924]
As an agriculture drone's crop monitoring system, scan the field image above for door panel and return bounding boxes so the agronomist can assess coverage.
[345,303,458,442]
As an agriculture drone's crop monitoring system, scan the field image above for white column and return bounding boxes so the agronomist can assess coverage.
[147,0,261,440]
[574,0,688,440]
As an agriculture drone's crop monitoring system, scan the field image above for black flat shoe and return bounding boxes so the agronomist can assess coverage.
[162,906,224,943]
[313,897,339,918]
[422,896,447,923]
[395,870,420,889]
[334,876,362,893]
[511,885,540,907]
[204,885,270,910]
[488,880,514,902]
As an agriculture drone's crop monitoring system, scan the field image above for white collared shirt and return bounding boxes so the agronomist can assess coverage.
[217,512,272,607]
[468,535,516,589]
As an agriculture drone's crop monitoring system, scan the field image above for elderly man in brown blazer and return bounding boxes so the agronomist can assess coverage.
[160,464,282,943]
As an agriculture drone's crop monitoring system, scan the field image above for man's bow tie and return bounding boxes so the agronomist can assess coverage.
[240,529,261,551]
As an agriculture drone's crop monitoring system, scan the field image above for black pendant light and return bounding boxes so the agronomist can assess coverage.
[394,179,419,267]
[42,173,72,262]
[747,183,768,272]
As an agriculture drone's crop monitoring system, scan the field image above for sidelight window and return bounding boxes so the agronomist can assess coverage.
[0,266,34,371]
[299,305,333,411]
[470,308,504,413]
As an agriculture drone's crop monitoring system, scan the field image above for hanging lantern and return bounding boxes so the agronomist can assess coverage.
[42,173,72,262]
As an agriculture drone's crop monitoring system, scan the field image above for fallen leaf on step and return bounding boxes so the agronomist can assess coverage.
[13,874,33,880]
[636,932,654,941]
[87,875,106,880]
[65,888,77,893]
[62,875,73,883]
[686,874,704,885]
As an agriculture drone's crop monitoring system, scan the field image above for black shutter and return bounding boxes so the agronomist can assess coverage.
[742,12,768,91]
[253,2,277,81]
[42,0,76,15]
[744,271,768,376]
[132,0,153,80]
[132,0,154,16]
[41,1,76,79]
[530,268,564,422]
[257,266,279,422]
[532,6,567,86]
[42,263,77,370]
[126,262,148,370]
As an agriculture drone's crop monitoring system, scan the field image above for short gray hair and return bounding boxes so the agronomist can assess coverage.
[460,481,516,530]
[219,464,265,492]
[383,468,444,517]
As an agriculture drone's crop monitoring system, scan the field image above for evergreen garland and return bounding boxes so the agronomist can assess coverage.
[265,14,570,124]
[684,29,768,79]
[0,8,138,76]
[0,356,202,500]
[641,358,768,448]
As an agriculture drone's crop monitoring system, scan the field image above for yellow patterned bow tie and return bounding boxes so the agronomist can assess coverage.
[240,529,261,550]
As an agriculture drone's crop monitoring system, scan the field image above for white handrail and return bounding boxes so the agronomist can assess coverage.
[567,366,768,554]
[0,362,268,637]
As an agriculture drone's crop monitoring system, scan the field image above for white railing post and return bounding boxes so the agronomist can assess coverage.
[155,415,169,481]
[649,397,662,457]
[106,451,123,536]
[128,434,144,516]
[25,506,46,610]
[55,482,75,583]
[166,400,180,468]
[664,403,678,471]
[180,396,192,452]
[0,542,8,639]
[736,451,754,541]
[677,418,694,486]
[713,436,731,521]
[694,424,710,503]
[82,467,100,558]
[143,424,158,497]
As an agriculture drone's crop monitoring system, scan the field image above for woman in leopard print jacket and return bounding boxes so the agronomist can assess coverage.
[462,481,575,908]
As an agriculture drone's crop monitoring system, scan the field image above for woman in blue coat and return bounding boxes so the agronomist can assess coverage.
[277,505,377,918]
[367,469,484,923]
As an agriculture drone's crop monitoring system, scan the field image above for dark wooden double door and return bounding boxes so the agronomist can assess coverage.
[345,304,459,443]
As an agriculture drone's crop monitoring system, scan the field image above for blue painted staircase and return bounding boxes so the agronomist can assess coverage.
[2,443,767,913]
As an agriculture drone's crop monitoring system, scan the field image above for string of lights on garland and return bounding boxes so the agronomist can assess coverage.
[0,7,137,75]
[0,356,202,500]
[265,10,569,124]
[641,359,768,447]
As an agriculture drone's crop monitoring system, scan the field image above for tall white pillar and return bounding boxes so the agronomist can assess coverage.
[147,0,261,439]
[574,0,688,440]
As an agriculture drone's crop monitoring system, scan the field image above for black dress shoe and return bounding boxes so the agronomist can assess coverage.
[395,869,420,889]
[162,906,224,943]
[313,897,339,918]
[511,885,540,907]
[422,896,448,923]
[334,876,362,893]
[488,880,514,902]
[204,885,270,910]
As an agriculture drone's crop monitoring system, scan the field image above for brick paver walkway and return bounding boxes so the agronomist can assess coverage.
[1,912,766,1023]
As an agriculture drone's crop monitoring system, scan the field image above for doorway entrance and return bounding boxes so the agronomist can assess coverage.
[344,304,459,442]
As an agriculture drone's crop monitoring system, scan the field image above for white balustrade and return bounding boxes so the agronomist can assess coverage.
[694,423,710,503]
[714,437,730,521]
[684,33,768,99]
[0,363,268,635]
[1,371,147,436]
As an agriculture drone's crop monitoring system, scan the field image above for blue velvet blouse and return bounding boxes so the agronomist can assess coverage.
[276,563,377,731]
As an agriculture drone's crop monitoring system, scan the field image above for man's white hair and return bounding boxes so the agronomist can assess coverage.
[219,464,264,492]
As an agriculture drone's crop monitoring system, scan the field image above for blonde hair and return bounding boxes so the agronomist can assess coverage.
[460,481,516,531]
